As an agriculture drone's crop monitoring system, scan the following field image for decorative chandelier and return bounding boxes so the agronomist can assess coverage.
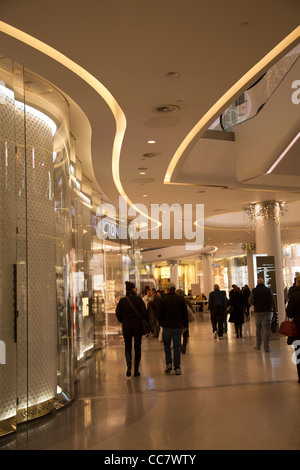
[244,201,287,226]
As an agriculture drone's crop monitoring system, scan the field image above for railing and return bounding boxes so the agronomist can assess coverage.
[209,43,300,132]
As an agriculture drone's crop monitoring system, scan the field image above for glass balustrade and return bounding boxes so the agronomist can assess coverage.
[209,43,300,132]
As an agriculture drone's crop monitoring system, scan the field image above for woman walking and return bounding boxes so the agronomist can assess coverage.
[229,285,245,337]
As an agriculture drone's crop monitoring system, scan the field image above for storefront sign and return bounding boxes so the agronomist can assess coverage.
[97,218,119,239]
[92,214,121,241]
[95,197,204,250]
[17,397,67,423]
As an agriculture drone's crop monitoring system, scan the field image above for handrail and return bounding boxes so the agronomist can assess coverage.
[211,43,300,132]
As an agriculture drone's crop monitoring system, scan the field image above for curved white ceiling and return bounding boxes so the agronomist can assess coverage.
[205,200,300,229]
[164,25,300,184]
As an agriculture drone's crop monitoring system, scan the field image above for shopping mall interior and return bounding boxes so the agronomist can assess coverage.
[0,0,300,452]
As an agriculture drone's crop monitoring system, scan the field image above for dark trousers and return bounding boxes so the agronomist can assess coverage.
[182,328,189,353]
[123,328,143,372]
[163,327,182,368]
[297,362,300,382]
[211,306,225,337]
[235,324,243,337]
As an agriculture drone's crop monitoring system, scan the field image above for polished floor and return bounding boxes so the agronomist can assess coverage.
[1,312,300,450]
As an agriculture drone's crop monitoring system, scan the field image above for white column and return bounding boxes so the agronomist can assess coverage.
[283,245,294,289]
[201,253,214,298]
[243,243,256,290]
[170,260,179,288]
[246,201,286,324]
[195,261,202,293]
[134,248,142,293]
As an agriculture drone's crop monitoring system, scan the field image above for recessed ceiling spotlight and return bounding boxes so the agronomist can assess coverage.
[138,167,147,170]
[143,152,161,158]
[139,172,147,175]
[165,71,180,78]
[142,194,148,197]
[240,21,249,27]
[153,104,180,114]
[147,140,156,144]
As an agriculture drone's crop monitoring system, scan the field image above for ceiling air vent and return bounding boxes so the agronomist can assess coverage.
[143,152,161,158]
[153,104,180,114]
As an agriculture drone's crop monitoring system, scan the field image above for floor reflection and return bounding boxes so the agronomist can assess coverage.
[1,314,300,450]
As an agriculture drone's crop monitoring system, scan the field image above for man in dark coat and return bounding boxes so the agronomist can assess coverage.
[286,275,300,382]
[158,282,188,375]
[229,286,245,338]
[288,277,298,299]
[249,278,276,353]
[208,284,227,339]
[116,281,147,377]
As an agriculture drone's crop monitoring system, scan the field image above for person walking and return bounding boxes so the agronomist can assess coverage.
[228,285,245,338]
[142,287,154,335]
[208,284,227,339]
[286,274,300,382]
[116,281,147,377]
[158,282,188,375]
[148,287,161,337]
[242,285,251,316]
[176,289,194,353]
[249,278,276,353]
[288,277,298,300]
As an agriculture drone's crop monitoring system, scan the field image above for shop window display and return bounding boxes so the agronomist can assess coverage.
[0,59,74,436]
[0,58,137,437]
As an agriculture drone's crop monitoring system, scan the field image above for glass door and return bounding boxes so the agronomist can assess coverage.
[18,67,74,424]
[14,62,29,430]
[0,58,22,436]
[0,57,75,440]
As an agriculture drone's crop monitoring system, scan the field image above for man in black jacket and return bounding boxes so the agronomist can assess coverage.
[116,281,147,377]
[249,278,276,353]
[208,284,227,339]
[288,277,298,299]
[158,282,188,375]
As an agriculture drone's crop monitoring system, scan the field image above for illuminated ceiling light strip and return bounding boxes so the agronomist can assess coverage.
[0,21,160,228]
[0,22,124,181]
[266,131,300,174]
[164,25,300,184]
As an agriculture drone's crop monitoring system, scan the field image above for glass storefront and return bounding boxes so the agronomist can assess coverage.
[0,58,73,436]
[0,58,137,437]
[91,190,106,349]
[213,256,248,295]
[283,244,300,294]
[142,256,248,298]
[141,247,300,300]
[145,263,194,294]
